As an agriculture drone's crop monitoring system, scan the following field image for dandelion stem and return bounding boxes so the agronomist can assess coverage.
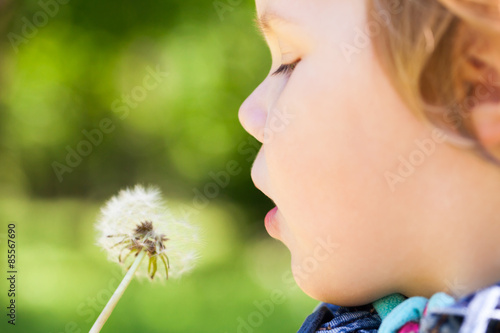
[90,250,147,333]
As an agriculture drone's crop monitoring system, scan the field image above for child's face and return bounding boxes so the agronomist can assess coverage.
[239,0,497,305]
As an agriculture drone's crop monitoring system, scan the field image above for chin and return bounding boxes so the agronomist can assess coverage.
[291,267,385,307]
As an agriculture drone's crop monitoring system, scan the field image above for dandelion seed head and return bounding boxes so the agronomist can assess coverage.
[96,184,199,280]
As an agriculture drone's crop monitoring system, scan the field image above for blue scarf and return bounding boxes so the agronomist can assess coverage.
[297,282,500,333]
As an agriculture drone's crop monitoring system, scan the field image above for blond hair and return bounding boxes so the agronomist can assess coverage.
[368,0,500,157]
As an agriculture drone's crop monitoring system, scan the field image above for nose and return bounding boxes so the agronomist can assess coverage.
[238,85,267,144]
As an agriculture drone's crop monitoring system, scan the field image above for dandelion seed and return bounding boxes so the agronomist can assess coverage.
[90,184,199,332]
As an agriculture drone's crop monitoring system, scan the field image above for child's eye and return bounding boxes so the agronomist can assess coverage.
[271,60,300,77]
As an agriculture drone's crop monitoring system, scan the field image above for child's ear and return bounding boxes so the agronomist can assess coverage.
[462,35,500,155]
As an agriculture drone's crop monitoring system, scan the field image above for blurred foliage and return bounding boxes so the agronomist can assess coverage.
[0,0,271,216]
[0,0,317,332]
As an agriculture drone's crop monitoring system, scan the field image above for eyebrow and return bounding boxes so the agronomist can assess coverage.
[253,11,293,39]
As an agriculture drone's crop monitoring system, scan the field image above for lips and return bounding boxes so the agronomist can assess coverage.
[250,149,282,238]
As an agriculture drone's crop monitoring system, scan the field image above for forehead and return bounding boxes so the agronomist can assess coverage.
[255,0,309,19]
[254,0,268,16]
[254,0,368,42]
[254,0,332,29]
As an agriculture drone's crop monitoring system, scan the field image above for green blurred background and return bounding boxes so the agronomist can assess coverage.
[0,0,317,332]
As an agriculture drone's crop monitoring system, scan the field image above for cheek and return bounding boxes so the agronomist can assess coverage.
[273,47,428,205]
[262,49,431,298]
[264,59,404,236]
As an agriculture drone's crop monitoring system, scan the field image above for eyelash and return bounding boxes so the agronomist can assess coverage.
[271,60,300,76]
